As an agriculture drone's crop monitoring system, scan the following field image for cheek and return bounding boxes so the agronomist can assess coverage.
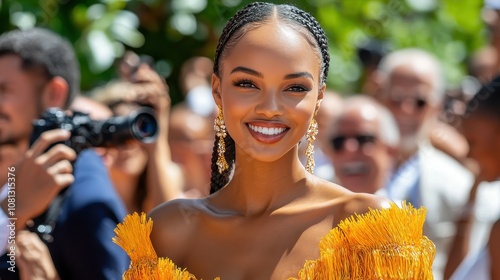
[362,144,377,156]
[6,89,36,111]
[220,94,249,137]
[293,100,316,132]
[290,88,321,122]
[366,145,389,163]
[365,151,382,167]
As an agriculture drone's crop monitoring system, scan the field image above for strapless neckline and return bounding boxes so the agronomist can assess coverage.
[113,202,435,279]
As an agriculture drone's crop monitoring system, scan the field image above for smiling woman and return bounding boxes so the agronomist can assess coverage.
[113,2,436,279]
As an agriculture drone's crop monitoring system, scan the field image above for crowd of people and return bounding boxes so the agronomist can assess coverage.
[0,1,499,279]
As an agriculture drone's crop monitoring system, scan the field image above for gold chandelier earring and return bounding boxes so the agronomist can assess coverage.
[305,101,321,174]
[214,106,229,174]
[305,117,318,174]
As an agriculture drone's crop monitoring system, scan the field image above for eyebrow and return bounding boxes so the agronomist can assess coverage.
[284,72,313,80]
[230,66,262,77]
[230,66,314,80]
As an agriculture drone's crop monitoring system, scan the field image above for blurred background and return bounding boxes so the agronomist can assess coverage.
[2,3,499,279]
[0,0,487,104]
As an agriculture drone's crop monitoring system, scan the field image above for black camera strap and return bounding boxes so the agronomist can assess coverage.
[0,188,70,279]
[29,187,69,243]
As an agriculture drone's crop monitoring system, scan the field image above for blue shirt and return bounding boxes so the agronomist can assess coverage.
[0,150,129,279]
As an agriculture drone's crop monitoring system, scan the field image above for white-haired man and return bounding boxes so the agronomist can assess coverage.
[373,48,474,280]
[323,95,399,195]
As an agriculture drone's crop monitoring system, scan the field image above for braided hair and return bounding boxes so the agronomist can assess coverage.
[210,2,330,194]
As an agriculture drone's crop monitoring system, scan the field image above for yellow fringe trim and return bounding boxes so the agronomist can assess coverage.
[292,202,436,280]
[113,203,435,280]
[112,213,197,280]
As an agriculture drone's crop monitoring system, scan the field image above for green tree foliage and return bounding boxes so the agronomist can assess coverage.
[0,0,487,102]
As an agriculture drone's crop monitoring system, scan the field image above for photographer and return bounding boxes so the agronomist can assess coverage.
[92,63,184,213]
[0,28,128,279]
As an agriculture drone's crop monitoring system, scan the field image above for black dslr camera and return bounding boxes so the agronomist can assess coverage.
[30,107,158,154]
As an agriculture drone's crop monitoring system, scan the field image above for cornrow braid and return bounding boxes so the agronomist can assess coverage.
[285,6,330,84]
[213,2,272,77]
[213,2,330,84]
[209,2,330,193]
[210,134,235,194]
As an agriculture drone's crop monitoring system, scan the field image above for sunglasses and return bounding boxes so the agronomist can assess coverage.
[389,96,428,110]
[330,134,377,152]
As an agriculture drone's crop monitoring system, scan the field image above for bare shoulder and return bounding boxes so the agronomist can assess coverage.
[148,198,206,263]
[313,177,393,222]
[339,192,393,217]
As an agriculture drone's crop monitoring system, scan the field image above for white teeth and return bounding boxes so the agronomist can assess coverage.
[249,124,286,135]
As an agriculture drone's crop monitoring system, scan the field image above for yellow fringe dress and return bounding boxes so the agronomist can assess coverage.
[113,203,436,280]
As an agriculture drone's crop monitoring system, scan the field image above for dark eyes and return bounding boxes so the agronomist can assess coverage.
[232,79,257,89]
[231,79,310,92]
[286,84,309,92]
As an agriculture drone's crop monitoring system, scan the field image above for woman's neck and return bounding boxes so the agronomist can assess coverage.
[214,148,311,216]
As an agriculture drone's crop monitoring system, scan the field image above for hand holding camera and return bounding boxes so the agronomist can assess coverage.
[120,52,170,116]
[2,129,75,229]
[125,62,171,154]
[120,55,184,207]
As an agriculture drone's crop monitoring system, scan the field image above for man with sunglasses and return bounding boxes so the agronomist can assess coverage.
[373,48,474,280]
[324,95,399,196]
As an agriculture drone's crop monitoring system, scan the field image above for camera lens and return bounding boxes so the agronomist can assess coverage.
[131,111,158,142]
[96,107,159,147]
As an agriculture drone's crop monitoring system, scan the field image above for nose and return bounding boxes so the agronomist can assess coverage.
[344,138,360,152]
[255,90,284,118]
[400,99,418,115]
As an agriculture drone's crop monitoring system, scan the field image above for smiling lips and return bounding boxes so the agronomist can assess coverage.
[247,122,289,144]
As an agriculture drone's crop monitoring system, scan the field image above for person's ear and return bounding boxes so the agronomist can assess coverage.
[315,83,326,115]
[318,83,325,101]
[41,76,69,109]
[211,73,222,107]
